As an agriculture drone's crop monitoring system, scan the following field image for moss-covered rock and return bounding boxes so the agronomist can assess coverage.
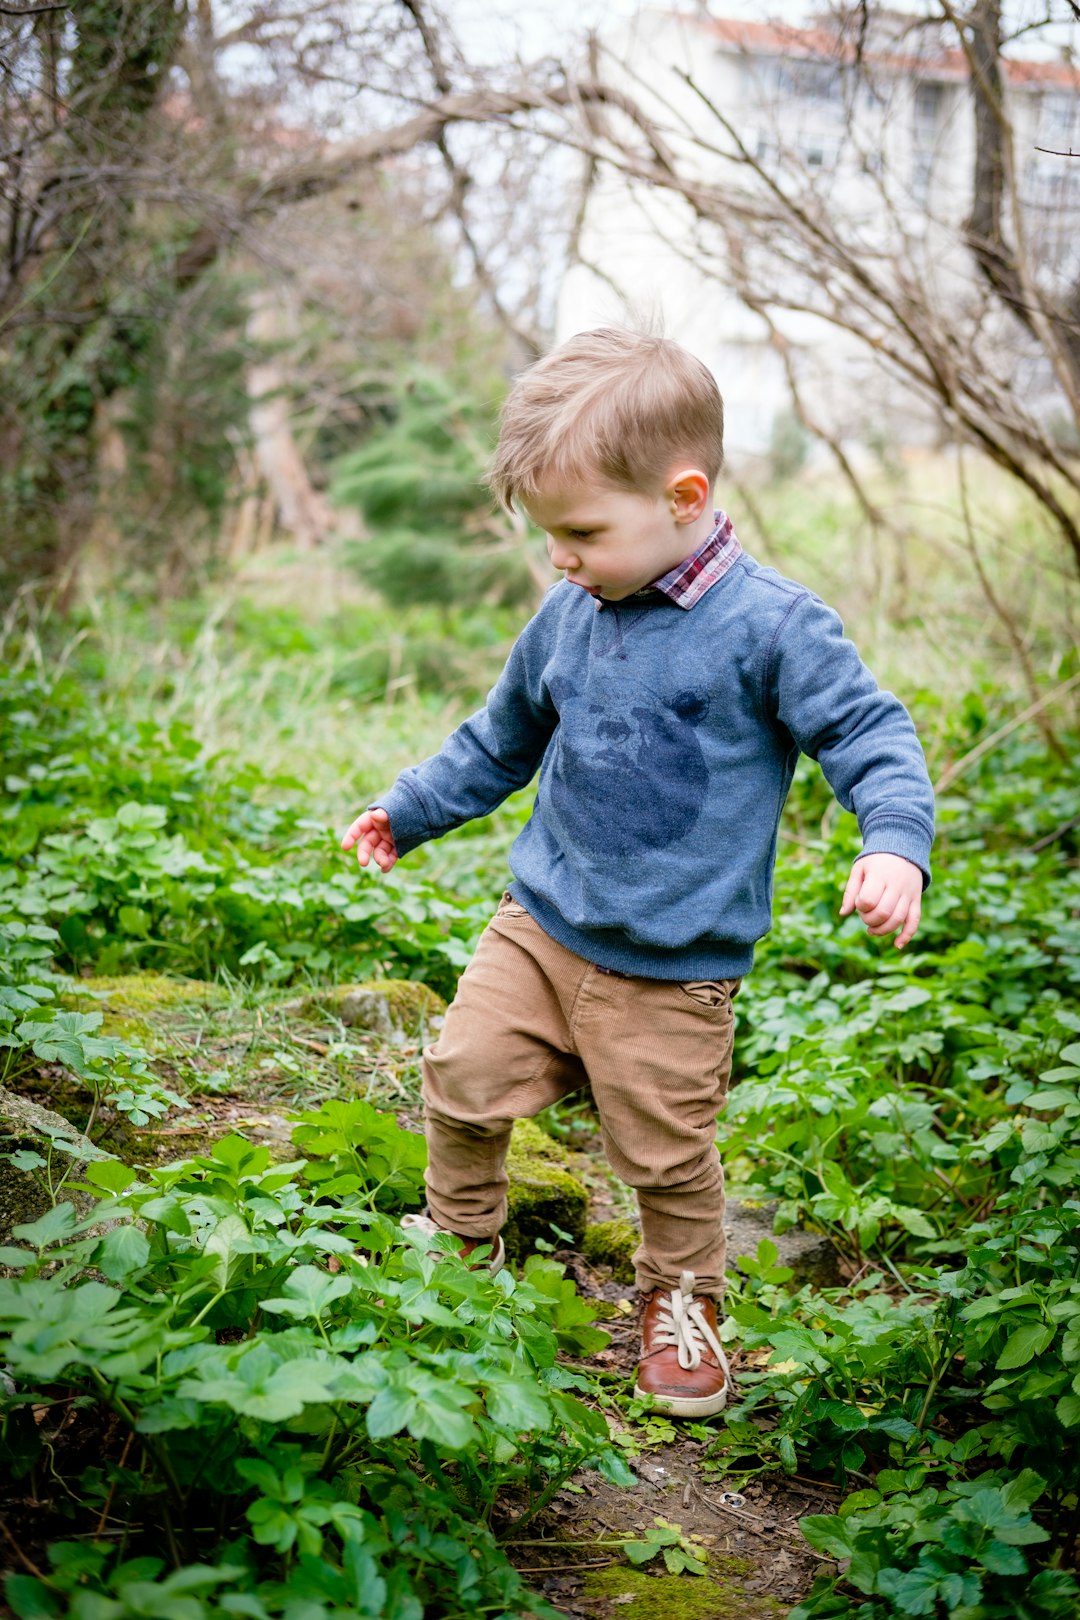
[0,1086,104,1243]
[581,1562,785,1618]
[63,974,223,1042]
[503,1119,588,1261]
[582,1218,639,1284]
[296,979,446,1039]
[69,974,222,1010]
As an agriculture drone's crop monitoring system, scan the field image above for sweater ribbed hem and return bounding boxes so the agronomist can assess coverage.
[857,816,934,889]
[372,781,433,857]
[510,883,757,982]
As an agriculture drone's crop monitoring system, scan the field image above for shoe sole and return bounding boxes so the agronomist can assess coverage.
[633,1382,729,1418]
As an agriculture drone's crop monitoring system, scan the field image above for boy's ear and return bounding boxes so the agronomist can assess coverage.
[665,468,711,523]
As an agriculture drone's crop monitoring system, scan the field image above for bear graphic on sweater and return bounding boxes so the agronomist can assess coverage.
[545,670,711,857]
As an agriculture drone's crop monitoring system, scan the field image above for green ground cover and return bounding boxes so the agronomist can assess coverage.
[1,506,1079,1618]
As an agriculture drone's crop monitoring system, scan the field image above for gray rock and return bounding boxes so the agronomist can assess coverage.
[338,987,398,1037]
[0,1086,104,1243]
[726,1195,841,1290]
[282,980,446,1043]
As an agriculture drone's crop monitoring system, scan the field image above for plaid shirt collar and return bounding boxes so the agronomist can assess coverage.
[628,510,742,610]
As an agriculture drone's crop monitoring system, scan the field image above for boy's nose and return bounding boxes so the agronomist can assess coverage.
[547,538,580,571]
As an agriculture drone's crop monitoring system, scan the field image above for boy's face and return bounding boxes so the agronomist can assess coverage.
[523,471,710,602]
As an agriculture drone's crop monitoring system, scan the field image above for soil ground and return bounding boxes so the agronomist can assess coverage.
[498,1317,830,1615]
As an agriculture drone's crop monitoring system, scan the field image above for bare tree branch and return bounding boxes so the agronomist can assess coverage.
[396,0,542,356]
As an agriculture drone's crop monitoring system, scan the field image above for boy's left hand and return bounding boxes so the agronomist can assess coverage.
[840,853,923,948]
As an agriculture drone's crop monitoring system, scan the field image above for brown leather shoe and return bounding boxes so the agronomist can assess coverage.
[634,1270,732,1418]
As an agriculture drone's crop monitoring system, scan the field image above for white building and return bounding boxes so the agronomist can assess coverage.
[558,8,1080,457]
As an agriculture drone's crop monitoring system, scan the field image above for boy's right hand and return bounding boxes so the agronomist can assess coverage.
[341,807,398,873]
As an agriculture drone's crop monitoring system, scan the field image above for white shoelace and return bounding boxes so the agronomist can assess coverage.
[652,1270,732,1376]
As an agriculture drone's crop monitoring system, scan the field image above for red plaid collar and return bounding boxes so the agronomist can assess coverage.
[636,511,742,609]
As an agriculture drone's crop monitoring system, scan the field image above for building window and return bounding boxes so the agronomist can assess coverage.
[755,55,843,105]
[1040,92,1077,145]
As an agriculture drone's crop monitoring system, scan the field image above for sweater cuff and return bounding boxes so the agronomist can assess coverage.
[857,817,933,890]
[371,779,432,857]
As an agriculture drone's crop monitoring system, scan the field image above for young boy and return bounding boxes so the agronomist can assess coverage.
[341,328,934,1418]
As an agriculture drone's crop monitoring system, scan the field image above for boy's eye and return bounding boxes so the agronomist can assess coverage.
[567,529,593,540]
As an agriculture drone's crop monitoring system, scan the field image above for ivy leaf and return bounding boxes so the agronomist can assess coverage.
[995,1322,1055,1369]
[800,1515,856,1560]
[203,1214,252,1286]
[16,1010,109,1070]
[3,1574,61,1619]
[999,1470,1047,1514]
[820,1400,869,1432]
[6,1151,46,1172]
[180,1357,336,1422]
[622,1540,661,1566]
[980,1541,1028,1576]
[405,1376,477,1450]
[1056,1394,1080,1427]
[484,1375,552,1434]
[96,1224,151,1281]
[662,1545,706,1576]
[12,1203,78,1250]
[366,1385,417,1441]
[893,1205,935,1238]
[876,1565,945,1617]
[85,1160,138,1195]
[261,1265,352,1320]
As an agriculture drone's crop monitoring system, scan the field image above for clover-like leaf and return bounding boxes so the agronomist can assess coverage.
[261,1265,352,1320]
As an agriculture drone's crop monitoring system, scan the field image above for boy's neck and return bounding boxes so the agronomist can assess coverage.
[663,504,720,575]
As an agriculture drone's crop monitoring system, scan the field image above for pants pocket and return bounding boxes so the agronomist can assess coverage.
[678,978,738,1010]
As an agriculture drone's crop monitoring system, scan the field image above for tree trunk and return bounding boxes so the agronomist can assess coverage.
[245,292,336,552]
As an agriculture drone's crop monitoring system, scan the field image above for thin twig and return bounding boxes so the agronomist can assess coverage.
[955,448,1065,759]
[0,1515,49,1581]
[933,672,1080,793]
[1029,813,1080,853]
[95,1429,135,1535]
[511,1558,617,1573]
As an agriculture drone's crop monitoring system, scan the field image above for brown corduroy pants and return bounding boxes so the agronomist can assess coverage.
[421,894,740,1298]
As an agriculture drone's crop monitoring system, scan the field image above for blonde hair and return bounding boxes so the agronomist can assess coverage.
[488,327,724,512]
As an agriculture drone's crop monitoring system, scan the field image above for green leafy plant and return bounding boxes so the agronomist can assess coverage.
[620,1517,710,1576]
[0,1106,631,1618]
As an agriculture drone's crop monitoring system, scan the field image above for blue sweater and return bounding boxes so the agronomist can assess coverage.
[376,552,935,980]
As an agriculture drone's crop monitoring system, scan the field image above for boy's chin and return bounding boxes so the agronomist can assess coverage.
[569,579,640,601]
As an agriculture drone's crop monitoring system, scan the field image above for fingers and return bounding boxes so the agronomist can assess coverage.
[840,859,923,947]
[839,863,864,916]
[357,829,397,872]
[368,837,397,873]
[341,806,391,851]
[894,896,922,950]
[344,806,378,848]
[340,808,397,872]
[863,891,909,935]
